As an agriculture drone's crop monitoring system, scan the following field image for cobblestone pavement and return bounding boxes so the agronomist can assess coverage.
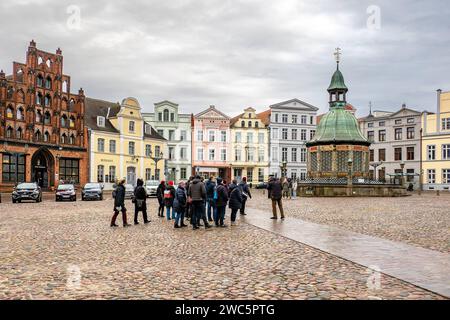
[0,198,445,300]
[248,191,450,253]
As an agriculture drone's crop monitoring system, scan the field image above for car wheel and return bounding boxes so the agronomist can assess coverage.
[12,199,16,203]
[100,195,103,201]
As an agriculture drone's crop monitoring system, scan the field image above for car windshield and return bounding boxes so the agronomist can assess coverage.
[58,185,74,191]
[146,181,159,186]
[17,183,37,189]
[125,184,134,191]
[84,183,100,189]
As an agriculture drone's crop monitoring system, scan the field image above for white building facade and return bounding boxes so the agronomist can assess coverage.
[268,99,319,180]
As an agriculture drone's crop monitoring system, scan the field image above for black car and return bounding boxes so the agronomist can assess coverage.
[55,184,77,202]
[81,183,104,201]
[12,182,42,203]
[255,182,268,189]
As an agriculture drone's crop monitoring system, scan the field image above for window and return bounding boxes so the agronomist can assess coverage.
[146,144,151,157]
[61,115,67,128]
[255,121,259,128]
[301,129,307,141]
[158,113,162,121]
[180,168,187,180]
[248,121,252,128]
[97,116,105,127]
[97,165,105,183]
[407,118,415,124]
[168,130,175,141]
[60,133,67,144]
[180,147,187,160]
[69,116,75,128]
[272,128,279,140]
[157,129,164,138]
[129,121,135,133]
[247,132,253,143]
[221,149,227,161]
[272,147,278,162]
[443,169,450,184]
[394,147,402,161]
[168,147,175,160]
[310,130,316,140]
[379,121,385,127]
[6,127,13,138]
[407,147,415,161]
[44,94,51,107]
[197,130,204,141]
[258,133,264,144]
[2,154,25,183]
[258,168,264,182]
[36,92,43,105]
[427,169,436,184]
[209,149,215,161]
[443,144,450,160]
[16,127,23,139]
[442,118,450,130]
[258,148,264,162]
[241,120,245,127]
[368,123,374,128]
[234,132,241,143]
[282,148,288,162]
[37,75,44,87]
[36,110,42,123]
[367,131,374,142]
[43,131,50,142]
[180,130,187,141]
[247,168,253,183]
[129,142,135,155]
[197,149,203,161]
[292,115,298,124]
[379,130,386,142]
[369,149,374,162]
[106,166,115,183]
[301,115,307,124]
[292,129,298,140]
[395,119,402,125]
[44,111,51,125]
[274,114,279,123]
[109,140,116,153]
[145,169,152,181]
[235,148,241,161]
[35,130,41,141]
[395,128,402,140]
[155,169,161,180]
[45,76,52,89]
[221,131,227,142]
[59,159,79,184]
[407,169,415,182]
[247,148,254,161]
[291,148,297,162]
[155,146,161,157]
[98,138,105,152]
[310,116,314,125]
[378,149,386,162]
[163,109,169,122]
[282,114,288,123]
[209,131,215,142]
[300,148,307,163]
[427,145,436,160]
[170,113,175,122]
[282,129,288,140]
[69,134,75,145]
[407,127,415,139]
[6,106,14,119]
[16,107,24,120]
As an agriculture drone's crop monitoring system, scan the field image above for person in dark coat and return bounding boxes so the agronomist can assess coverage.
[173,181,188,228]
[228,179,243,226]
[238,177,252,215]
[205,176,216,222]
[164,180,176,220]
[187,175,211,230]
[214,177,229,227]
[267,177,284,220]
[185,176,194,220]
[156,180,166,217]
[110,179,131,227]
[133,178,149,225]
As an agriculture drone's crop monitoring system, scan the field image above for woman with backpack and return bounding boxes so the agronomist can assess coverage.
[156,180,166,217]
[173,181,188,228]
[133,178,149,225]
[164,180,176,220]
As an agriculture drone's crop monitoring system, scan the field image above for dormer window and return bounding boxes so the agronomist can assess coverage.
[129,121,135,133]
[97,116,106,128]
[145,123,151,135]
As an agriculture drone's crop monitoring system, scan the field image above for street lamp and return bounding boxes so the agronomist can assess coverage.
[400,161,405,187]
[370,161,382,181]
[149,149,164,180]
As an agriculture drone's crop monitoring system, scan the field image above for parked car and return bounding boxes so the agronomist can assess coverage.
[125,184,135,199]
[12,182,42,203]
[255,182,268,189]
[55,184,77,202]
[81,183,103,201]
[145,180,159,197]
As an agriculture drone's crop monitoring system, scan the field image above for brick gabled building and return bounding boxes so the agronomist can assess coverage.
[0,40,88,191]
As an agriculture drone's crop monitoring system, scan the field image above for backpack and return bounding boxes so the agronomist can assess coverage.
[213,187,218,201]
[164,189,172,199]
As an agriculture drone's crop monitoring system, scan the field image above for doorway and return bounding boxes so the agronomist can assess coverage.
[31,147,54,188]
[127,166,136,186]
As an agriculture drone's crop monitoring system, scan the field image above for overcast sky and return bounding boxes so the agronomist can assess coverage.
[1,0,449,116]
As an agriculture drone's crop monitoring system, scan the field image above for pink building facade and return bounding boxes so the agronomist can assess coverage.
[191,106,231,181]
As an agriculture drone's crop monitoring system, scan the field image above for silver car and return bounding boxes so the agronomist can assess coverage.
[145,180,159,197]
[124,184,135,199]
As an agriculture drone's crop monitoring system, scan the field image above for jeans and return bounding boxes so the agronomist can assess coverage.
[175,207,185,226]
[230,208,238,222]
[206,198,214,220]
[240,198,247,214]
[215,206,226,225]
[166,206,175,220]
[191,200,206,227]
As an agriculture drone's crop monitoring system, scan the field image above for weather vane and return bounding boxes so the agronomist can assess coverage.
[334,47,342,64]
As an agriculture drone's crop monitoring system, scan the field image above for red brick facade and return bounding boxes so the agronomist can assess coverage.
[0,41,88,191]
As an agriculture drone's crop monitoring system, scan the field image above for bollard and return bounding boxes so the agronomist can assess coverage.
[436,189,440,196]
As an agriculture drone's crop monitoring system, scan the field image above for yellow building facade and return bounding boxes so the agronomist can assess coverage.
[230,107,269,185]
[421,90,450,191]
[86,97,166,189]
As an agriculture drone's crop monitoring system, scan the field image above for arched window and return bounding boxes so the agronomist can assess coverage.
[44,131,50,142]
[16,69,24,83]
[36,92,43,105]
[61,115,68,127]
[16,127,23,139]
[16,107,24,120]
[17,90,25,103]
[6,126,13,138]
[62,80,68,93]
[163,109,169,122]
[61,133,67,144]
[69,116,75,128]
[44,111,51,125]
[255,121,259,128]
[7,87,14,99]
[44,94,51,107]
[248,121,252,128]
[34,130,41,141]
[45,76,52,89]
[69,99,75,111]
[6,105,14,119]
[38,56,43,65]
[241,120,245,127]
[61,98,68,110]
[46,58,52,68]
[69,134,75,145]
[37,74,44,87]
[36,110,42,123]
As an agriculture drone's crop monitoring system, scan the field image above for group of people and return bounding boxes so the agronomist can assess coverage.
[110,175,253,230]
[281,177,298,199]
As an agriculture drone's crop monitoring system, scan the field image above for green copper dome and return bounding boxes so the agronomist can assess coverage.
[327,68,348,92]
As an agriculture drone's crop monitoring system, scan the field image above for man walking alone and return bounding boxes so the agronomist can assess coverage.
[268,177,285,220]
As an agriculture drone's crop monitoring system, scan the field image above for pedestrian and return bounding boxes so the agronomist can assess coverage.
[228,179,243,226]
[292,179,298,199]
[110,178,131,227]
[156,180,166,217]
[288,178,293,200]
[187,175,212,230]
[238,177,252,215]
[205,176,216,222]
[268,177,285,220]
[133,178,150,225]
[185,176,194,220]
[173,181,188,228]
[282,178,289,199]
[164,180,176,220]
[213,177,229,227]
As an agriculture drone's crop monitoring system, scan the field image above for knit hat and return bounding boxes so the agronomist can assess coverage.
[216,177,223,185]
[168,180,174,186]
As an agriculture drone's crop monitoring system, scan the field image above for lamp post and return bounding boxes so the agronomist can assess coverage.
[400,161,405,187]
[347,158,353,196]
[370,161,382,181]
[149,149,164,181]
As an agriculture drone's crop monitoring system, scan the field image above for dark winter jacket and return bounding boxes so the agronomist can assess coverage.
[164,185,176,207]
[228,183,238,196]
[114,184,126,207]
[188,178,206,201]
[228,185,243,210]
[268,180,282,200]
[156,183,166,200]
[205,180,216,199]
[238,182,252,199]
[215,184,229,207]
[134,185,147,200]
[173,186,187,212]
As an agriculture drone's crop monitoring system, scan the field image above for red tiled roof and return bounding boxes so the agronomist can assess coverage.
[256,109,271,125]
